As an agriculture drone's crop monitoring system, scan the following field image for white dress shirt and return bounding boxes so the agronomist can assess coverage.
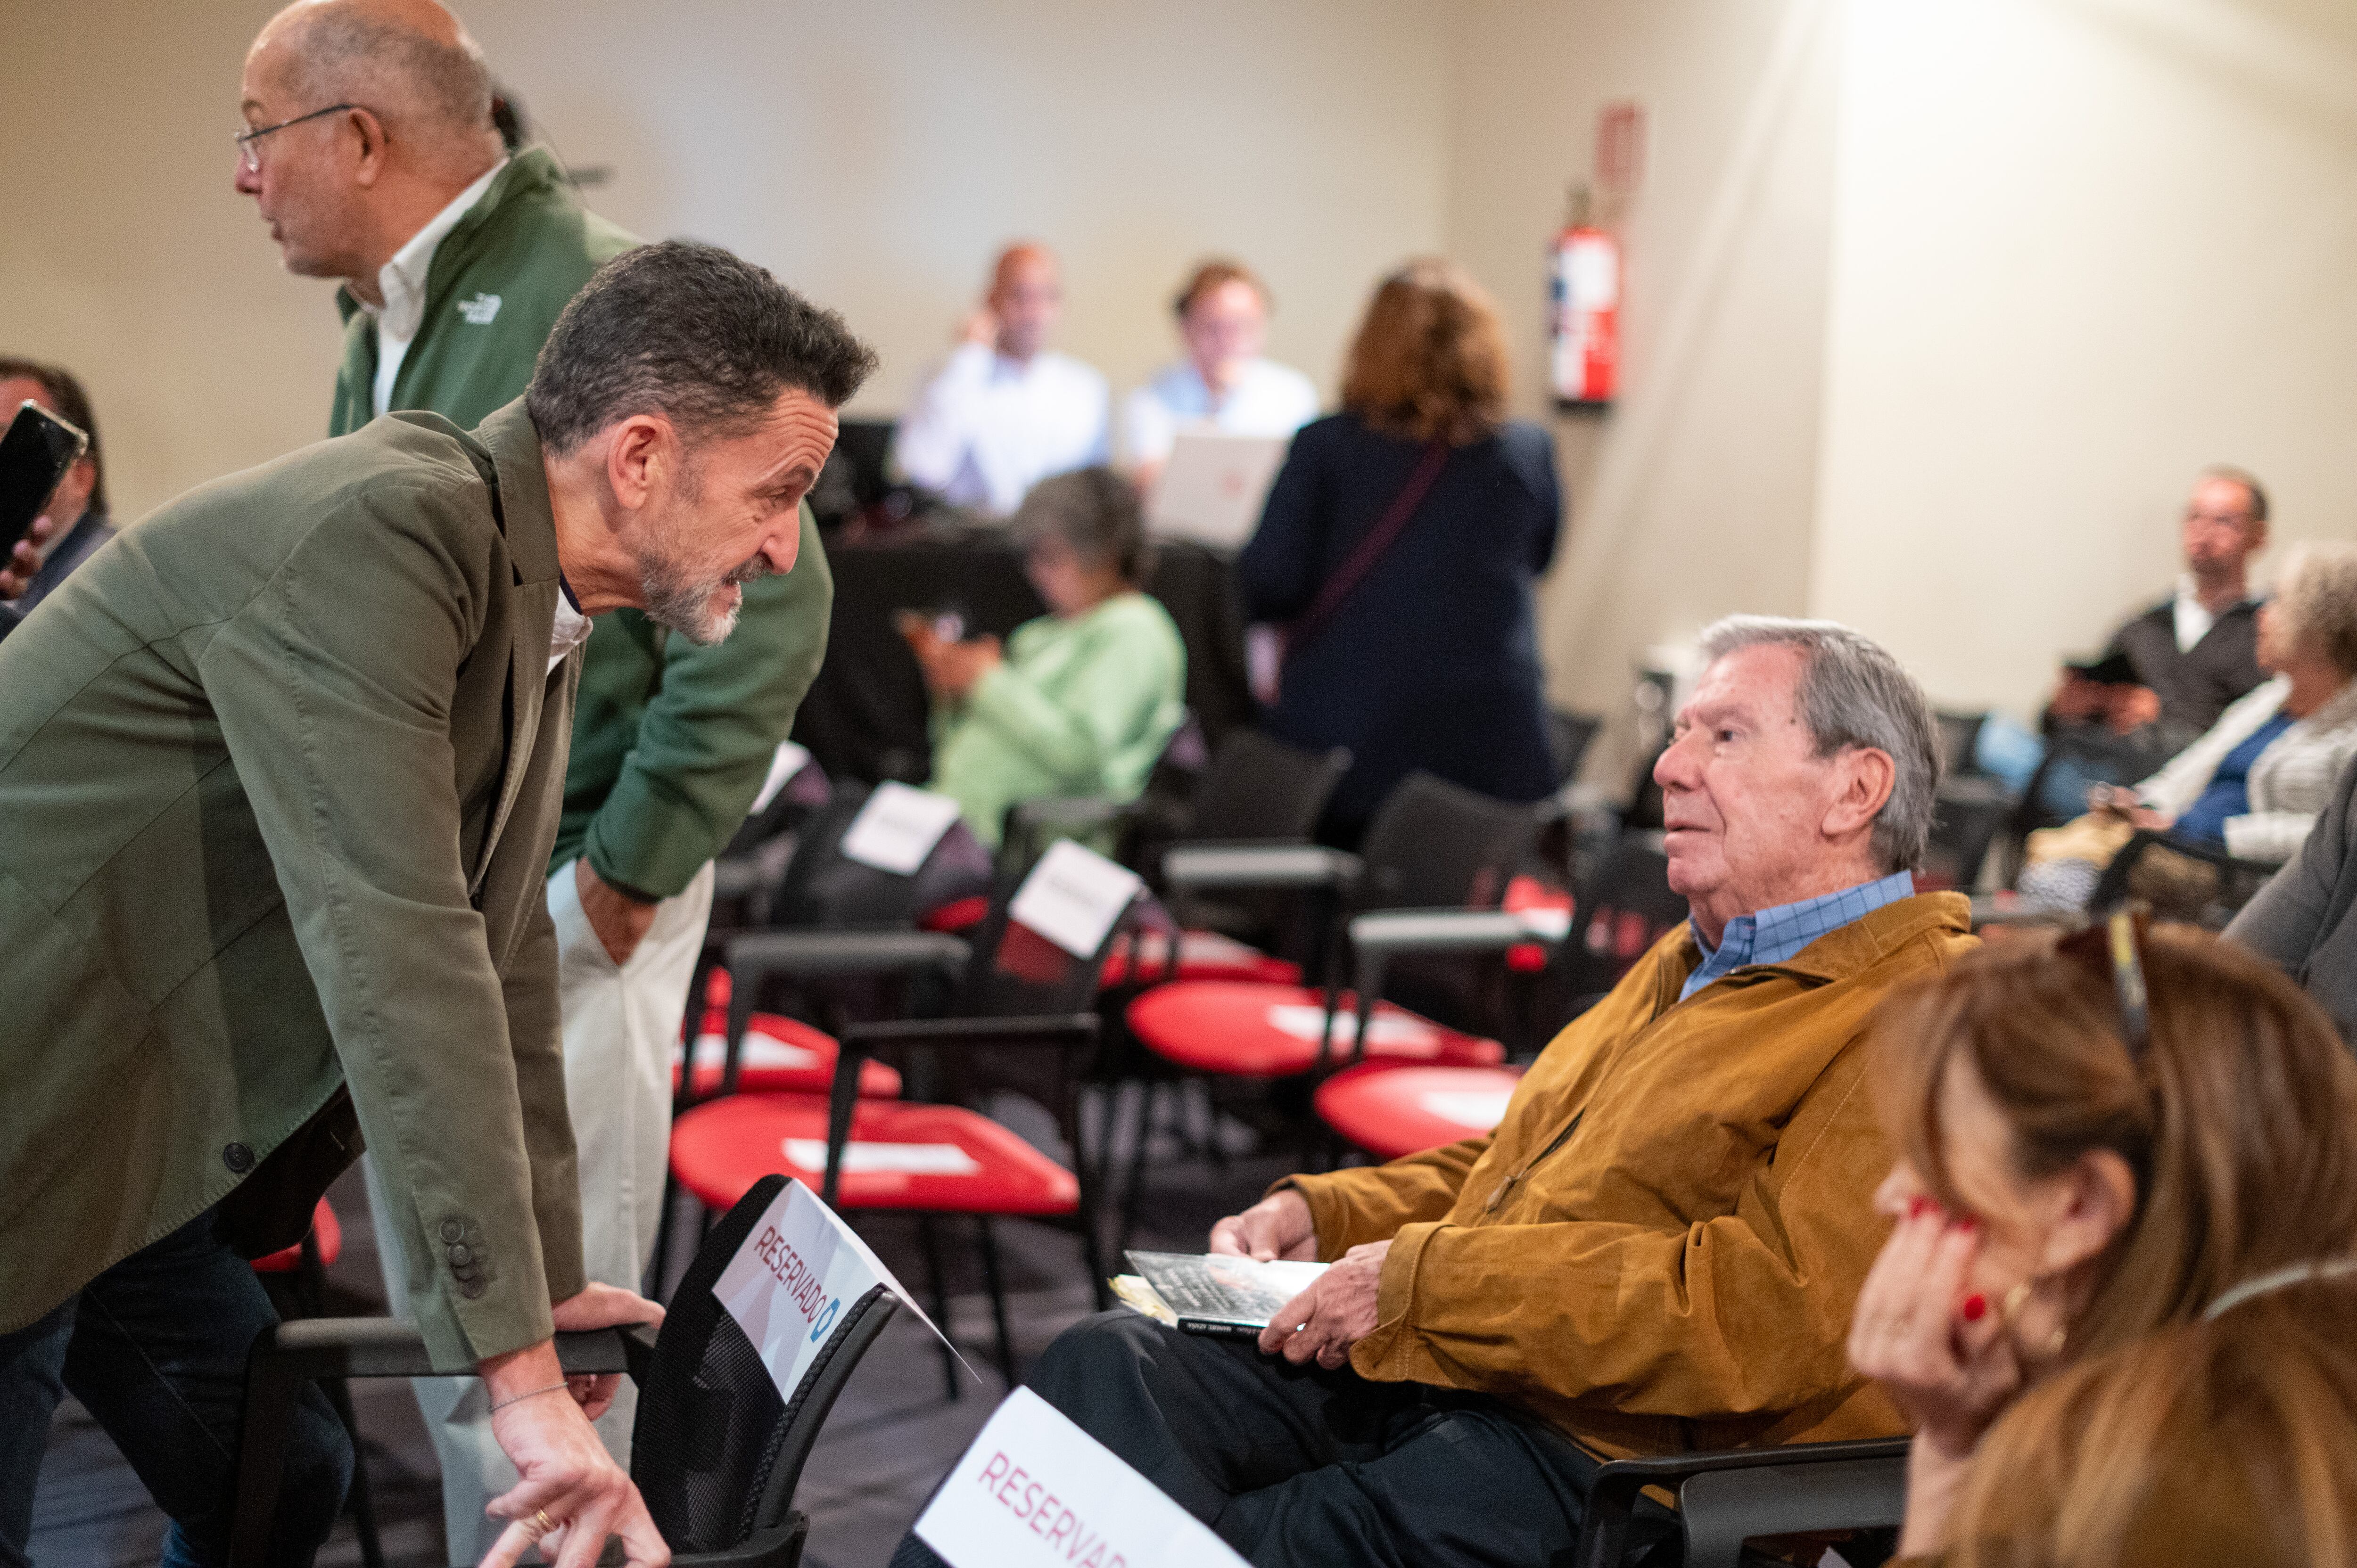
[1122,357,1319,467]
[892,343,1110,517]
[549,581,592,674]
[364,158,507,418]
[2172,573,2233,654]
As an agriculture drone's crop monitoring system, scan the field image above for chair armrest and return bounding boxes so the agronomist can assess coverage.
[838,1011,1100,1051]
[1573,1437,1910,1568]
[1162,842,1362,894]
[1349,908,1556,957]
[724,928,970,981]
[232,1323,646,1567]
[1006,796,1136,835]
[2087,828,2281,915]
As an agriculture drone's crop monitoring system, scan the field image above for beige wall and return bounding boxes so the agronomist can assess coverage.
[0,0,1448,523]
[1811,0,2357,720]
[10,0,2354,747]
[1442,0,1845,780]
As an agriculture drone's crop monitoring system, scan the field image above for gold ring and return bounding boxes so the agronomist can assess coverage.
[533,1509,556,1536]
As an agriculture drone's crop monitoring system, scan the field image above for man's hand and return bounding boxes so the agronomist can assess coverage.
[549,1283,666,1421]
[1258,1240,1389,1369]
[0,514,56,600]
[1208,1189,1318,1262]
[957,306,1000,348]
[478,1338,669,1568]
[576,860,658,968]
[2105,685,2162,735]
[912,632,1002,701]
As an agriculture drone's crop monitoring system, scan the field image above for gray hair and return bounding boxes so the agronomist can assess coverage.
[1697,615,1943,873]
[1012,467,1154,585]
[2271,542,2357,677]
[526,240,877,454]
[279,3,499,170]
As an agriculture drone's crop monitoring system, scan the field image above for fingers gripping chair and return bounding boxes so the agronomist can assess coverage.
[229,1175,898,1568]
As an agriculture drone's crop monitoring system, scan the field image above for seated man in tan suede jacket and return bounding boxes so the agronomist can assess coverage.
[896,615,1977,1568]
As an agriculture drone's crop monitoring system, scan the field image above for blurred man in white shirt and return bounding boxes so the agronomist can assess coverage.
[1124,259,1318,487]
[893,243,1107,517]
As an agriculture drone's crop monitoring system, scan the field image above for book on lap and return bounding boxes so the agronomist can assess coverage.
[1115,1250,1329,1339]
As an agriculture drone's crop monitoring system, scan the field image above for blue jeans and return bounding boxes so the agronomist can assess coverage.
[0,1207,351,1568]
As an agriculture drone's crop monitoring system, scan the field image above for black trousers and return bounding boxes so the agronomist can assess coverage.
[898,1310,1675,1568]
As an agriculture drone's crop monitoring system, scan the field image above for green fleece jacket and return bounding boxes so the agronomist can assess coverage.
[330,147,833,898]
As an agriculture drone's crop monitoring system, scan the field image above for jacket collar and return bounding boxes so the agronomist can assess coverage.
[1666,889,1971,990]
[334,147,570,328]
[473,397,560,587]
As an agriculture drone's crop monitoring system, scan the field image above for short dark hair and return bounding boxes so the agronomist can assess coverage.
[1013,467,1154,585]
[0,357,104,514]
[525,240,878,455]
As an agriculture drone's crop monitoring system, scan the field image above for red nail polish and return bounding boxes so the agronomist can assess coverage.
[1961,1294,1986,1322]
[1908,1196,1929,1219]
[1954,1214,1979,1234]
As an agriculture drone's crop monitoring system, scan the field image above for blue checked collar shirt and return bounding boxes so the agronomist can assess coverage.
[1679,871,1919,1002]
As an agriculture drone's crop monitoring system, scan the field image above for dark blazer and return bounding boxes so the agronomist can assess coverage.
[0,401,585,1370]
[2104,596,2264,745]
[2228,749,2357,1034]
[1238,413,1561,833]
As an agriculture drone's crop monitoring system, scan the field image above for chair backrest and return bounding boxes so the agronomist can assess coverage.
[953,862,1145,1020]
[769,781,994,929]
[1934,709,1988,779]
[1565,836,1688,999]
[1547,709,1604,787]
[1919,775,2015,892]
[631,1174,899,1556]
[1356,772,1546,912]
[1181,729,1353,844]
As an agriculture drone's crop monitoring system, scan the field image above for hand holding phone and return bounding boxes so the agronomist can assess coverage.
[0,400,89,570]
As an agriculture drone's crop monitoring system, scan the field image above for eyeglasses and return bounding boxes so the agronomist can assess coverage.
[2057,905,2152,1061]
[234,104,360,173]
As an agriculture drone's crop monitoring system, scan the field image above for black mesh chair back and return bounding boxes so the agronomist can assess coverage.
[1182,730,1353,844]
[1564,837,1689,1002]
[1934,710,1987,779]
[632,1174,899,1559]
[769,781,994,929]
[1547,709,1604,787]
[1920,775,2014,892]
[1357,772,1547,912]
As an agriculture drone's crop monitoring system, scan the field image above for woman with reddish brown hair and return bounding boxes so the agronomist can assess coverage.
[1237,259,1560,844]
[1846,918,2357,1562]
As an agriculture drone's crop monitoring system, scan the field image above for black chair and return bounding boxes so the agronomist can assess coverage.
[2086,827,2281,927]
[670,866,1134,1393]
[1921,774,2016,893]
[230,1174,898,1568]
[1559,834,1688,1010]
[1574,1437,1908,1568]
[1549,708,1605,788]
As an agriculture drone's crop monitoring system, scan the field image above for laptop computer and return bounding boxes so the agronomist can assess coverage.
[1146,431,1289,549]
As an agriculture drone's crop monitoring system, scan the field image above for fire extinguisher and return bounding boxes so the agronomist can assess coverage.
[1550,190,1619,409]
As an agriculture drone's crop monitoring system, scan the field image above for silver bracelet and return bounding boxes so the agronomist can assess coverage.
[489,1379,569,1412]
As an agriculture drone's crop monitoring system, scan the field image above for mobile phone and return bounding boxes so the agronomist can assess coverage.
[0,401,90,557]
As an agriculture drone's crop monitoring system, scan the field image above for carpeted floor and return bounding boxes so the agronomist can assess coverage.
[27,1088,1299,1568]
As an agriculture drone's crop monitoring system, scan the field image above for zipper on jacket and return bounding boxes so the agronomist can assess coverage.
[1484,1109,1582,1213]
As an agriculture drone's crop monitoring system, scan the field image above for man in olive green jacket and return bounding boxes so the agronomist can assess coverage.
[916,617,1974,1568]
[245,4,836,1531]
[0,241,872,1568]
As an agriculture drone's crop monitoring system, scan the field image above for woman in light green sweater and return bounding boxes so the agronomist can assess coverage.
[905,467,1187,846]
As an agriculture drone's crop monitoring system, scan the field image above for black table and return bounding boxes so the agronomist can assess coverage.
[792,523,1254,786]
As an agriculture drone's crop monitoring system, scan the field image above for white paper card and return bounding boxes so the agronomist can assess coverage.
[1007,839,1143,959]
[679,1028,824,1074]
[1418,1090,1516,1129]
[712,1178,970,1398]
[782,1138,982,1176]
[915,1386,1250,1568]
[749,740,813,815]
[840,781,964,875]
[1265,1004,1439,1051]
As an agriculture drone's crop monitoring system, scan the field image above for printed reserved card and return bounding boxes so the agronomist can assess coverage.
[915,1387,1249,1568]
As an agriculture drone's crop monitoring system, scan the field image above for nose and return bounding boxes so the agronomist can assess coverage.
[235,157,262,196]
[1653,728,1701,791]
[760,522,800,576]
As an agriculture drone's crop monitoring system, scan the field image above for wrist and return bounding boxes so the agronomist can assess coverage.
[478,1338,562,1402]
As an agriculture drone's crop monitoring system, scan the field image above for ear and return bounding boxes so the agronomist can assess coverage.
[348,107,391,188]
[1820,746,1896,843]
[2034,1147,2138,1278]
[601,415,671,513]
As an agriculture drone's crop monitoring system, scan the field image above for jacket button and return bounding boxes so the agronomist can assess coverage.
[459,1278,487,1300]
[447,1244,474,1266]
[223,1143,255,1174]
[440,1220,464,1243]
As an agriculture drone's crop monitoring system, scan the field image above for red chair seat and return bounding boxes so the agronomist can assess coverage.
[672,1012,902,1099]
[1126,982,1505,1077]
[252,1199,341,1274]
[1314,1062,1525,1162]
[669,1093,1080,1216]
[1098,929,1301,989]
